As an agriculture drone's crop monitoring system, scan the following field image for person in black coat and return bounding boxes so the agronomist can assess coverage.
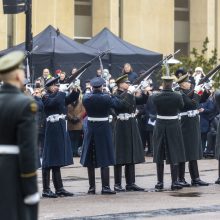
[214,90,220,184]
[113,75,148,192]
[199,95,215,153]
[42,77,79,198]
[0,51,39,220]
[80,77,126,195]
[152,75,186,190]
[176,74,209,187]
[206,114,219,157]
[33,88,46,158]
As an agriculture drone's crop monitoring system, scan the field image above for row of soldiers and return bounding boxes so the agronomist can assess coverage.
[0,50,220,220]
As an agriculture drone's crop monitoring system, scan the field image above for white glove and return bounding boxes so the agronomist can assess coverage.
[194,84,204,93]
[127,85,136,94]
[74,79,80,87]
[24,192,40,205]
[59,84,69,92]
[204,82,211,90]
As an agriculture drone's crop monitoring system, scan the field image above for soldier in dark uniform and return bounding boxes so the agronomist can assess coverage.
[80,77,125,195]
[42,77,79,198]
[113,75,147,192]
[0,51,39,220]
[176,74,209,186]
[214,90,220,184]
[152,75,186,190]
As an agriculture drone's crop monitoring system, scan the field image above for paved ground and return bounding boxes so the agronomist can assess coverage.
[39,157,220,220]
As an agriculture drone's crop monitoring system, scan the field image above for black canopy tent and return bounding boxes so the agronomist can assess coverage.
[0,25,98,82]
[84,27,163,78]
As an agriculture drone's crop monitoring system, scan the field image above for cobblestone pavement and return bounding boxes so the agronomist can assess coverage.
[39,157,220,220]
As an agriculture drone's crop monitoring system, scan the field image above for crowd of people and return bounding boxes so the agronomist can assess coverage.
[23,62,220,194]
[1,50,220,219]
[29,64,219,162]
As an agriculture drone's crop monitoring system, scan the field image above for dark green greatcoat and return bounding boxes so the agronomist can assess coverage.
[113,90,147,165]
[179,90,203,161]
[152,89,186,164]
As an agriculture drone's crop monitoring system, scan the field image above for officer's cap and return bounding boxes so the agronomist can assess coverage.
[45,76,60,87]
[0,51,25,74]
[161,75,175,81]
[90,77,105,88]
[115,74,130,85]
[176,74,190,84]
[175,67,186,78]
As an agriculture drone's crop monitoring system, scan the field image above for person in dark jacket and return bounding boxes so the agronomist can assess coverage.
[199,95,215,153]
[0,51,39,220]
[206,114,219,157]
[33,88,46,158]
[176,74,209,187]
[113,75,148,192]
[80,77,125,195]
[42,77,80,198]
[122,63,138,83]
[214,90,220,184]
[152,75,186,190]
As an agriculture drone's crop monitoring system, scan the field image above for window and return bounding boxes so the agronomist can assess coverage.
[74,0,92,43]
[174,0,189,56]
[7,15,14,48]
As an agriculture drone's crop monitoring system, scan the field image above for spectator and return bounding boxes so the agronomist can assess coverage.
[55,69,62,77]
[67,89,85,157]
[59,72,66,84]
[122,63,138,83]
[33,88,46,158]
[40,68,52,86]
[193,67,205,85]
[205,114,220,157]
[199,92,215,154]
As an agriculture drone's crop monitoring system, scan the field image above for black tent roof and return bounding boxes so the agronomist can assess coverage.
[84,27,161,56]
[0,25,97,55]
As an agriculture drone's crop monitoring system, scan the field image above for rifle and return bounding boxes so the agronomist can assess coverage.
[198,64,220,85]
[66,49,111,83]
[132,49,180,85]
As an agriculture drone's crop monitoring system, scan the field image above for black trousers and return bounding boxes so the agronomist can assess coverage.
[87,167,110,188]
[206,131,216,153]
[42,167,63,191]
[114,164,136,186]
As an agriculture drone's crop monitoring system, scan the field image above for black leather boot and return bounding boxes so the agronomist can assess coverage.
[125,164,144,191]
[114,165,125,192]
[171,164,182,190]
[52,167,74,197]
[215,159,220,184]
[178,162,190,187]
[87,167,96,194]
[42,168,57,198]
[189,160,209,186]
[101,167,116,194]
[155,163,164,190]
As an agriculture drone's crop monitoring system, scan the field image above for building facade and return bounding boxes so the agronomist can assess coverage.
[0,0,220,59]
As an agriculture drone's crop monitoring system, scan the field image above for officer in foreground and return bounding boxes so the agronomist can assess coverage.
[0,51,39,220]
[152,75,186,190]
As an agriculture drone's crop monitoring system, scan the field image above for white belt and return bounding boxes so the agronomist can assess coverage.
[157,115,179,120]
[180,110,199,118]
[0,145,20,154]
[88,117,109,122]
[46,114,66,123]
[117,113,136,121]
